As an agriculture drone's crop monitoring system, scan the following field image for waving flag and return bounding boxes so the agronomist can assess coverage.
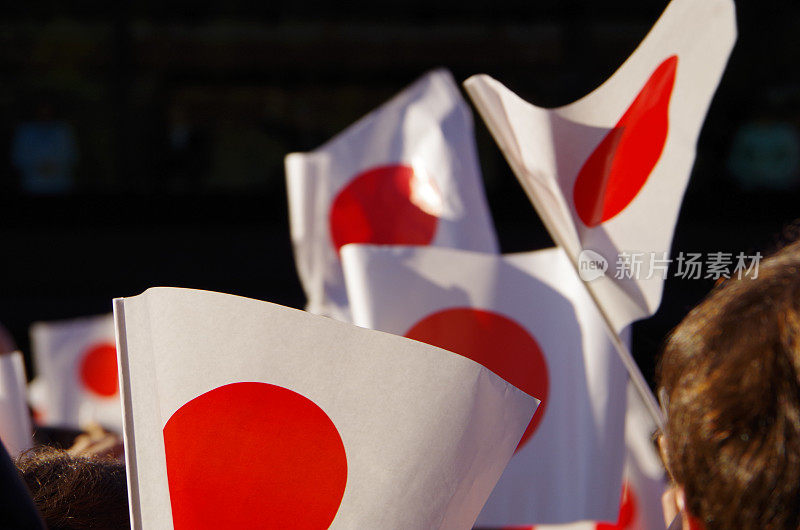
[30,314,122,432]
[341,244,627,525]
[0,352,33,456]
[464,0,736,334]
[114,287,537,530]
[286,69,498,321]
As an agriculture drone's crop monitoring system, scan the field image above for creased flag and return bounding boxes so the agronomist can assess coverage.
[464,0,736,334]
[0,352,33,456]
[114,287,537,530]
[341,244,627,525]
[30,314,122,432]
[286,68,498,321]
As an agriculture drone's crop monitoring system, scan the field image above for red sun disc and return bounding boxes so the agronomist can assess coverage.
[78,342,119,397]
[329,164,440,253]
[163,382,348,530]
[573,55,678,227]
[404,308,548,451]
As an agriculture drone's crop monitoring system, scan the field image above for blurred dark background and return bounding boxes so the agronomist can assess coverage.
[1,0,799,385]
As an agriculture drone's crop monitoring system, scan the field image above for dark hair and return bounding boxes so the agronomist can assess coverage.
[658,239,800,529]
[15,446,129,530]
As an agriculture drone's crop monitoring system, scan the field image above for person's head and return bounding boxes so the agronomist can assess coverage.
[658,239,800,529]
[15,446,129,530]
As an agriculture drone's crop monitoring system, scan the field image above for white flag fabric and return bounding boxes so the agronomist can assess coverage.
[30,314,123,432]
[464,0,736,333]
[286,68,498,321]
[26,376,47,425]
[0,352,33,456]
[114,287,537,530]
[616,380,668,530]
[341,244,627,525]
[529,382,668,530]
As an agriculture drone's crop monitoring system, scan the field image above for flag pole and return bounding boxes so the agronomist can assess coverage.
[516,173,665,429]
[465,78,664,428]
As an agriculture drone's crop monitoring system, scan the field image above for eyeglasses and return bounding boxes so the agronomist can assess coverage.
[651,387,673,482]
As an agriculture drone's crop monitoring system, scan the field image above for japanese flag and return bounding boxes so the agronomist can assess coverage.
[464,0,736,333]
[341,244,627,525]
[114,287,537,530]
[0,352,33,456]
[530,382,669,530]
[286,68,498,322]
[30,314,122,432]
[528,383,667,530]
[616,380,668,530]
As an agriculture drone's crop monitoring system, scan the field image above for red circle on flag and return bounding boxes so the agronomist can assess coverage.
[404,308,549,451]
[78,342,118,397]
[573,55,678,227]
[329,164,440,253]
[163,382,348,530]
[596,482,637,530]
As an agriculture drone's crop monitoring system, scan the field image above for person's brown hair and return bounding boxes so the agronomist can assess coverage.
[15,446,129,530]
[658,239,800,529]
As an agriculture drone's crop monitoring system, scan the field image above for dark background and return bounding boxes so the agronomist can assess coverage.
[1,0,799,385]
